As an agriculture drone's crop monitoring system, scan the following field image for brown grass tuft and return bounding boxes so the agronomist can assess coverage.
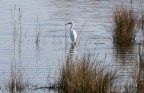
[112,6,137,45]
[58,54,117,93]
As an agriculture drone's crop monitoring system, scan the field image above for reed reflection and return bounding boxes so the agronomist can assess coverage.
[138,43,144,69]
[114,44,135,65]
[128,43,144,92]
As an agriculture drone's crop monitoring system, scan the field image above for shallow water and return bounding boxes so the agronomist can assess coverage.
[0,0,144,92]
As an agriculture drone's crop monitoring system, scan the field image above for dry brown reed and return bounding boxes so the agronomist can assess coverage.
[7,64,29,93]
[138,10,144,37]
[112,5,137,46]
[140,11,144,30]
[57,54,117,93]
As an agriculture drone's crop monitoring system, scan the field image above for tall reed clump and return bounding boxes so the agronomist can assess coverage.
[112,6,137,46]
[7,68,26,93]
[5,60,30,93]
[57,54,117,93]
[138,10,144,37]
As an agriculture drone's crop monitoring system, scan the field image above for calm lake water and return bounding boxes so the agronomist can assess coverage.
[0,0,144,92]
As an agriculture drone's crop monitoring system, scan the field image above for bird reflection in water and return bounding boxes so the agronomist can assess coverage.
[69,43,77,62]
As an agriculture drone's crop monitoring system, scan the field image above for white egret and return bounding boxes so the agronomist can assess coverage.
[65,21,77,44]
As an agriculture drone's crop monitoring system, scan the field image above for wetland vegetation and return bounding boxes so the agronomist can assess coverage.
[0,0,144,93]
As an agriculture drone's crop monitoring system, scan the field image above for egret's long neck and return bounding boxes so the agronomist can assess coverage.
[70,23,74,31]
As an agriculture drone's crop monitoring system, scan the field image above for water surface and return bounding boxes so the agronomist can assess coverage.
[0,0,144,92]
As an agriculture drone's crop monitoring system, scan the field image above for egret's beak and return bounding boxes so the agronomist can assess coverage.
[65,22,71,25]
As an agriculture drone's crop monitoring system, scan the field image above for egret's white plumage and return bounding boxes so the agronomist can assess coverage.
[66,21,77,44]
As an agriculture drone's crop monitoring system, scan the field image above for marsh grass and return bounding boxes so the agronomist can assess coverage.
[112,6,137,46]
[35,16,43,47]
[138,10,144,37]
[5,60,30,93]
[57,54,117,93]
[7,68,28,93]
[140,11,144,30]
[5,6,30,93]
